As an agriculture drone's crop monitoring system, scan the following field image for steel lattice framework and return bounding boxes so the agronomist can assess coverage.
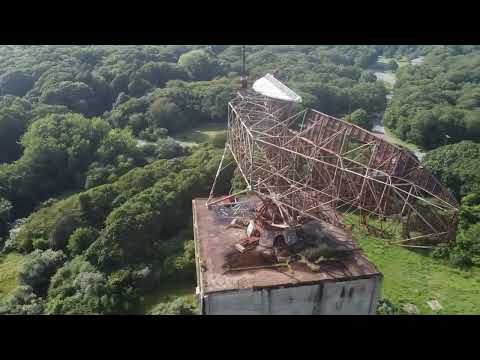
[208,90,460,247]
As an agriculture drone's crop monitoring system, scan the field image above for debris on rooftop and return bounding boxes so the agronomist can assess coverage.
[193,197,383,314]
[199,196,368,281]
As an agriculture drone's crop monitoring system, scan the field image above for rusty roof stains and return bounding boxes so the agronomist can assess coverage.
[193,198,381,294]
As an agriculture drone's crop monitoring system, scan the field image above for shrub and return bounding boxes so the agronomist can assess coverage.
[18,249,67,296]
[32,238,50,250]
[447,223,480,267]
[106,267,146,311]
[0,197,12,237]
[141,143,157,158]
[149,296,199,315]
[449,250,473,267]
[387,59,398,71]
[2,218,27,253]
[0,285,44,315]
[45,256,112,314]
[376,298,398,315]
[344,108,373,130]
[155,137,184,159]
[84,166,111,189]
[40,198,58,209]
[49,213,85,250]
[67,227,99,256]
[211,132,226,148]
[432,246,450,259]
[139,127,168,142]
[161,240,196,281]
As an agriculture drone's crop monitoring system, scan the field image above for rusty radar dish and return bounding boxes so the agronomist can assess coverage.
[207,74,459,248]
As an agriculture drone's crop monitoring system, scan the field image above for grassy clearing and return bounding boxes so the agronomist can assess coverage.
[0,252,25,301]
[172,122,226,147]
[374,71,396,89]
[383,127,421,153]
[137,280,196,315]
[371,57,397,89]
[344,216,480,315]
[377,56,409,68]
[376,56,390,64]
[396,57,411,68]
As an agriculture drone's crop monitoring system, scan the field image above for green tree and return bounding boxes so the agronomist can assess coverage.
[149,295,198,315]
[96,128,141,165]
[45,256,113,314]
[127,78,152,97]
[19,249,67,296]
[0,285,44,315]
[155,138,184,159]
[0,70,35,96]
[136,62,187,87]
[423,141,480,199]
[459,192,480,229]
[110,74,130,97]
[449,223,480,267]
[0,96,32,163]
[359,71,377,83]
[107,97,149,129]
[0,197,12,238]
[178,49,221,81]
[39,81,93,114]
[345,108,373,130]
[387,59,399,71]
[383,48,480,149]
[67,227,99,256]
[149,97,189,133]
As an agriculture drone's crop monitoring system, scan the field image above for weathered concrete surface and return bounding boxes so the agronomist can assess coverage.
[203,276,382,315]
[193,198,383,315]
[193,198,381,293]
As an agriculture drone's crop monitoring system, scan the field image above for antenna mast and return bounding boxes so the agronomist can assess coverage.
[240,45,248,89]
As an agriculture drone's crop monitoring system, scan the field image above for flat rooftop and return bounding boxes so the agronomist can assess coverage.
[193,197,381,294]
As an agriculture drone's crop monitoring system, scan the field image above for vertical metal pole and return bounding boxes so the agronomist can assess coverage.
[242,45,246,76]
[241,45,248,89]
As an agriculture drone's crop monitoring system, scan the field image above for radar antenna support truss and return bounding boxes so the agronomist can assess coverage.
[207,89,460,248]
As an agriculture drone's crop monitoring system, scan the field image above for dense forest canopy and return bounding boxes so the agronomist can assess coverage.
[0,45,479,314]
[384,45,480,150]
[0,45,394,219]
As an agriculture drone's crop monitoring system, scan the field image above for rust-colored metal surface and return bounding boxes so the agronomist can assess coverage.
[211,90,459,247]
[194,198,381,294]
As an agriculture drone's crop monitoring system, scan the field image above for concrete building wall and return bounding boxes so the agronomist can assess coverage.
[202,275,382,315]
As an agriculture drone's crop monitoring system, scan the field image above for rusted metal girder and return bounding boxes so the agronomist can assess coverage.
[209,90,459,247]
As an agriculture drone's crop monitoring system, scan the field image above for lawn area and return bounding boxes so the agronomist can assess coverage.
[344,217,480,315]
[172,122,226,147]
[377,56,410,68]
[374,71,396,88]
[136,280,196,315]
[395,57,411,68]
[384,127,421,153]
[0,252,25,301]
